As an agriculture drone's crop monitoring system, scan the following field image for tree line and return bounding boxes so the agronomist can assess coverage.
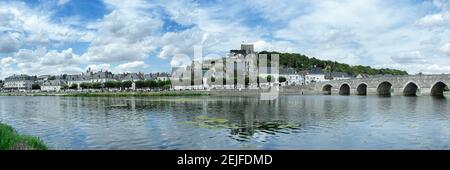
[60,80,172,90]
[259,51,408,76]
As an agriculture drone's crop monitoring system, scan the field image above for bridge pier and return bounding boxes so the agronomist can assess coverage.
[367,88,377,95]
[350,89,358,95]
[393,88,403,96]
[420,88,432,96]
[331,89,339,94]
[315,75,450,97]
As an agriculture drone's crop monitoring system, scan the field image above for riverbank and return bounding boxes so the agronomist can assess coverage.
[0,91,211,97]
[0,123,48,150]
[0,86,315,97]
[63,91,211,97]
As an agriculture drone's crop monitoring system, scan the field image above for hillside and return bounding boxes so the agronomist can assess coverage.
[259,51,408,76]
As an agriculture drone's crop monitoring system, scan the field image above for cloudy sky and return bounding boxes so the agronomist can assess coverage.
[0,0,450,78]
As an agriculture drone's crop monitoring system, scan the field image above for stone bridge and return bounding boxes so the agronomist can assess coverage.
[313,75,450,96]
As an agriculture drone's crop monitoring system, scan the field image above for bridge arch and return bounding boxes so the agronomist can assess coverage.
[339,83,350,95]
[403,81,420,96]
[431,81,448,97]
[377,81,393,96]
[322,84,332,95]
[356,83,368,96]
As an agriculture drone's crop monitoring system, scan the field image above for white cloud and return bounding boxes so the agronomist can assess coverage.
[2,0,450,77]
[170,53,193,68]
[243,0,312,22]
[14,48,45,62]
[440,43,450,54]
[0,57,15,66]
[81,3,161,63]
[416,13,448,27]
[391,51,427,64]
[115,61,149,73]
[0,48,84,78]
[378,63,450,75]
[57,0,70,6]
[41,48,80,66]
[158,28,206,59]
[0,1,93,49]
[0,31,21,53]
[267,0,450,73]
[156,0,275,62]
[85,64,111,72]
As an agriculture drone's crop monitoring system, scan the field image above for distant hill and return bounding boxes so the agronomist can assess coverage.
[259,51,408,76]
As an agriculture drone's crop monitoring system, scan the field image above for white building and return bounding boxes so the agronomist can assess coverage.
[172,44,260,90]
[66,75,90,87]
[356,74,369,79]
[3,75,36,90]
[88,69,115,83]
[66,68,116,87]
[305,67,327,84]
[41,80,65,92]
[157,76,170,81]
[115,73,144,82]
[331,72,351,80]
[280,68,304,86]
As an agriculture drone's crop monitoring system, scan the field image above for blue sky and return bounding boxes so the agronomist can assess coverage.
[1,0,450,78]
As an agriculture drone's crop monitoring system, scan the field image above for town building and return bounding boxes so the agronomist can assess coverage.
[280,68,304,86]
[66,74,90,87]
[331,72,351,80]
[156,72,171,81]
[172,44,264,90]
[144,73,156,80]
[115,73,144,82]
[41,80,65,92]
[3,74,36,90]
[67,68,116,87]
[88,68,115,83]
[356,74,370,79]
[305,67,327,84]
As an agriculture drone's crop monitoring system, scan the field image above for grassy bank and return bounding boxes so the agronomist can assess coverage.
[0,123,48,150]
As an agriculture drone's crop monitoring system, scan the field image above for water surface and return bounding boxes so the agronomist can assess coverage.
[0,95,449,149]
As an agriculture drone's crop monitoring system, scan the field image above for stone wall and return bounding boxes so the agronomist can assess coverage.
[312,75,450,96]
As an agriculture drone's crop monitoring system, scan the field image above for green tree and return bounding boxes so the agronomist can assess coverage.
[32,84,40,90]
[121,81,133,88]
[104,81,117,88]
[145,80,157,89]
[79,82,90,89]
[61,84,69,90]
[135,81,146,89]
[259,51,408,76]
[162,84,171,90]
[69,84,78,89]
[91,82,102,89]
[266,75,273,82]
[278,76,287,83]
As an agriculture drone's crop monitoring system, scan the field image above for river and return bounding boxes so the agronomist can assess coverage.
[0,95,449,149]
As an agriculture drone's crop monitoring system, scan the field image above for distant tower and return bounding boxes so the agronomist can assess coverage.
[241,44,254,55]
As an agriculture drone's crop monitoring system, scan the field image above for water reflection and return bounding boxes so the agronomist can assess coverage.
[1,95,450,149]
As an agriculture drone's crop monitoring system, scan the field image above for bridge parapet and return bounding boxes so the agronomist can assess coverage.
[312,75,450,96]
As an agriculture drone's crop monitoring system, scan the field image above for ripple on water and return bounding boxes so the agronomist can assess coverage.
[1,95,450,149]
